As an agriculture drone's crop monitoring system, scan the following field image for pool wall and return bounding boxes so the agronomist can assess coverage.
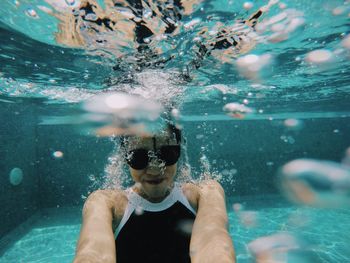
[1,99,350,241]
[0,99,39,239]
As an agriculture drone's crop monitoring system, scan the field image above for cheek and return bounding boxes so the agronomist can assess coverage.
[165,164,177,177]
[129,167,145,181]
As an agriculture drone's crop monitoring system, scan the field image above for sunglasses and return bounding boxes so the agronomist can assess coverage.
[125,139,181,170]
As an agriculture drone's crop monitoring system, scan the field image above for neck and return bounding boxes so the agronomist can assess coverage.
[134,184,174,203]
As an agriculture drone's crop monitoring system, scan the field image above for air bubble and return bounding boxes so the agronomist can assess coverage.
[82,92,164,136]
[53,151,64,159]
[9,168,24,186]
[25,8,39,19]
[279,3,287,9]
[332,6,346,16]
[223,103,254,119]
[243,2,254,10]
[248,233,301,263]
[279,159,350,208]
[236,54,274,82]
[284,118,303,130]
[341,34,350,50]
[305,49,334,65]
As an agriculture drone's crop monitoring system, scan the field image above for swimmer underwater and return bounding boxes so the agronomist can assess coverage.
[66,1,278,262]
[73,123,235,263]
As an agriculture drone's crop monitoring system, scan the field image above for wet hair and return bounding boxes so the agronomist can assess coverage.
[119,123,181,149]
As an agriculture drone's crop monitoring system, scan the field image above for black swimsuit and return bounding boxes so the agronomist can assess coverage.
[115,184,196,263]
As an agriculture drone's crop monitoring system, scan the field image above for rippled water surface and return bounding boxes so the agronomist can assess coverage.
[0,0,349,118]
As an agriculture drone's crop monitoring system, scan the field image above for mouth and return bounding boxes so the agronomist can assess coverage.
[144,178,165,185]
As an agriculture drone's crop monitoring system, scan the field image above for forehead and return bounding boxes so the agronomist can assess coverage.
[126,131,177,149]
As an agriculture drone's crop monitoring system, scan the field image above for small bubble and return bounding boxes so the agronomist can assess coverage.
[341,34,350,50]
[135,206,144,215]
[177,219,193,235]
[243,2,254,10]
[239,211,259,227]
[53,151,64,159]
[243,99,249,104]
[25,8,39,19]
[284,118,303,130]
[171,108,181,120]
[305,49,334,65]
[333,129,339,133]
[196,134,204,140]
[233,203,243,212]
[332,6,346,16]
[279,2,287,9]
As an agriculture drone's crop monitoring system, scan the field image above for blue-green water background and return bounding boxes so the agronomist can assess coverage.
[1,0,350,262]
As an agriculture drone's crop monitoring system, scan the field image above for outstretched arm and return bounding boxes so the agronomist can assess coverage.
[73,190,119,263]
[190,180,235,263]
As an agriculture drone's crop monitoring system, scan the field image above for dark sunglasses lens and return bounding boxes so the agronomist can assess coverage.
[127,149,148,169]
[160,145,180,165]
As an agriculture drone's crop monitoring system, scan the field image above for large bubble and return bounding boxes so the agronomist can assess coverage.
[248,232,309,263]
[82,92,164,136]
[278,159,350,208]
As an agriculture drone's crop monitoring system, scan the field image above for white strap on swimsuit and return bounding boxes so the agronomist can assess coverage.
[114,183,196,238]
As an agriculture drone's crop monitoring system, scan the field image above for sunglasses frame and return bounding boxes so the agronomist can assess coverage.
[125,137,181,170]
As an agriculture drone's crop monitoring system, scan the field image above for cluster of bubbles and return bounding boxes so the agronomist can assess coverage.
[240,149,350,262]
[255,8,305,43]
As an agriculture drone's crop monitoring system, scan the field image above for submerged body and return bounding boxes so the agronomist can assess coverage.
[73,126,235,263]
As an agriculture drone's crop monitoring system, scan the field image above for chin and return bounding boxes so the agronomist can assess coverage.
[144,183,168,196]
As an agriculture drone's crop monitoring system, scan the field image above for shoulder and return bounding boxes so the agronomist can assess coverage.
[83,189,128,221]
[181,180,225,211]
[197,179,225,196]
[181,182,200,211]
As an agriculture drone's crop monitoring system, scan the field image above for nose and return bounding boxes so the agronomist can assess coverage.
[146,158,165,175]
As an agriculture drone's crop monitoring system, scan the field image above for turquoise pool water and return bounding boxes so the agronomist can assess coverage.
[1,196,350,263]
[1,0,350,262]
